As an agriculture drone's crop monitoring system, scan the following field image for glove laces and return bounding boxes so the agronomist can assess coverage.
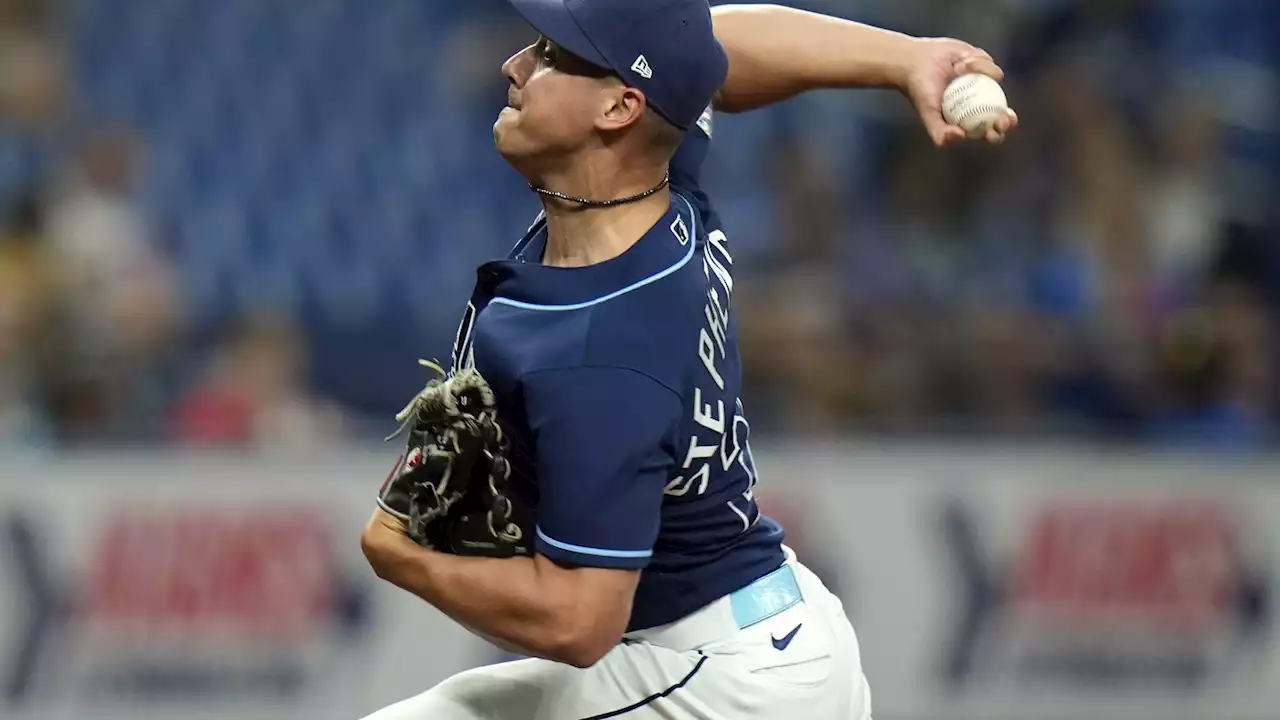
[384,359,449,442]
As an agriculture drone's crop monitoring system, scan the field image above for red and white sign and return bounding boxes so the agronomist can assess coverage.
[1,445,1277,720]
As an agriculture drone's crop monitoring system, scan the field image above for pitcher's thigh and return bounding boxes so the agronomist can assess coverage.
[361,642,860,720]
[359,647,710,720]
[358,658,573,720]
[540,642,715,719]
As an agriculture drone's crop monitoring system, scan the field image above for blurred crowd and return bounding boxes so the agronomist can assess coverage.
[1,0,341,447]
[736,0,1280,447]
[1,0,1277,450]
[0,132,343,447]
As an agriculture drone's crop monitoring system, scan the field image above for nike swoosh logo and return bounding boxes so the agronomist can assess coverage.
[771,623,802,651]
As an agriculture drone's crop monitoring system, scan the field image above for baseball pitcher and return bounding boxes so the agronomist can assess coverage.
[358,2,1017,718]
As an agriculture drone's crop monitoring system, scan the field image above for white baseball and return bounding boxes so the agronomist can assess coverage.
[941,73,1008,138]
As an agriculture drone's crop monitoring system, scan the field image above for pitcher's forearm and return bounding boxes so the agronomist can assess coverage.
[712,4,918,113]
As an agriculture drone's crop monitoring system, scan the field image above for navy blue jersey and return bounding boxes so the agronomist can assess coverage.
[450,110,786,631]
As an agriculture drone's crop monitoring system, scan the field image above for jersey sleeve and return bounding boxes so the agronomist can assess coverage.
[521,366,681,570]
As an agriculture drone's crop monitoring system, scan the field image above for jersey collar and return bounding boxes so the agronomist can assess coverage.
[479,191,699,310]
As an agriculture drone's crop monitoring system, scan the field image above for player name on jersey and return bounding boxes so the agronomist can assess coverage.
[666,228,759,532]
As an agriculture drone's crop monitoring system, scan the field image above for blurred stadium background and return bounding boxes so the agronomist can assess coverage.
[1,0,1277,718]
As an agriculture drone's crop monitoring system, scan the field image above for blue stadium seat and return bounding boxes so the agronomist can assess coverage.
[0,0,1258,417]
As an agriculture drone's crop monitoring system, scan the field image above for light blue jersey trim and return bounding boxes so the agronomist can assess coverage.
[536,526,653,559]
[489,194,699,312]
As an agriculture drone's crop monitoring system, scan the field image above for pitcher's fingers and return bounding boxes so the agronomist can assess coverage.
[922,108,962,147]
[993,108,1018,135]
[958,56,1004,82]
[936,124,967,148]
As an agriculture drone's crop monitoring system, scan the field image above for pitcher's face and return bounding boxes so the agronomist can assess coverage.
[494,37,616,172]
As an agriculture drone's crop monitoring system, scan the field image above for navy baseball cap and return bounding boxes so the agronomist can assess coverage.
[507,0,728,130]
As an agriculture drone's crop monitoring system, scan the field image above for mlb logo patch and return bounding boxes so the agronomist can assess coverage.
[671,215,689,246]
[696,106,714,138]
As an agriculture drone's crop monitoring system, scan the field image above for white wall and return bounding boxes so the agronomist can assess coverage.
[1,444,1276,719]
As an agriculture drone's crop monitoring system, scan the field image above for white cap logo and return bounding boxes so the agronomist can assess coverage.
[631,55,653,79]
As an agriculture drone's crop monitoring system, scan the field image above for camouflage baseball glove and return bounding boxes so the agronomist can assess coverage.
[377,360,532,558]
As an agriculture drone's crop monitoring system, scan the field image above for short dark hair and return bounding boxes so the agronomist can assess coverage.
[641,109,685,160]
